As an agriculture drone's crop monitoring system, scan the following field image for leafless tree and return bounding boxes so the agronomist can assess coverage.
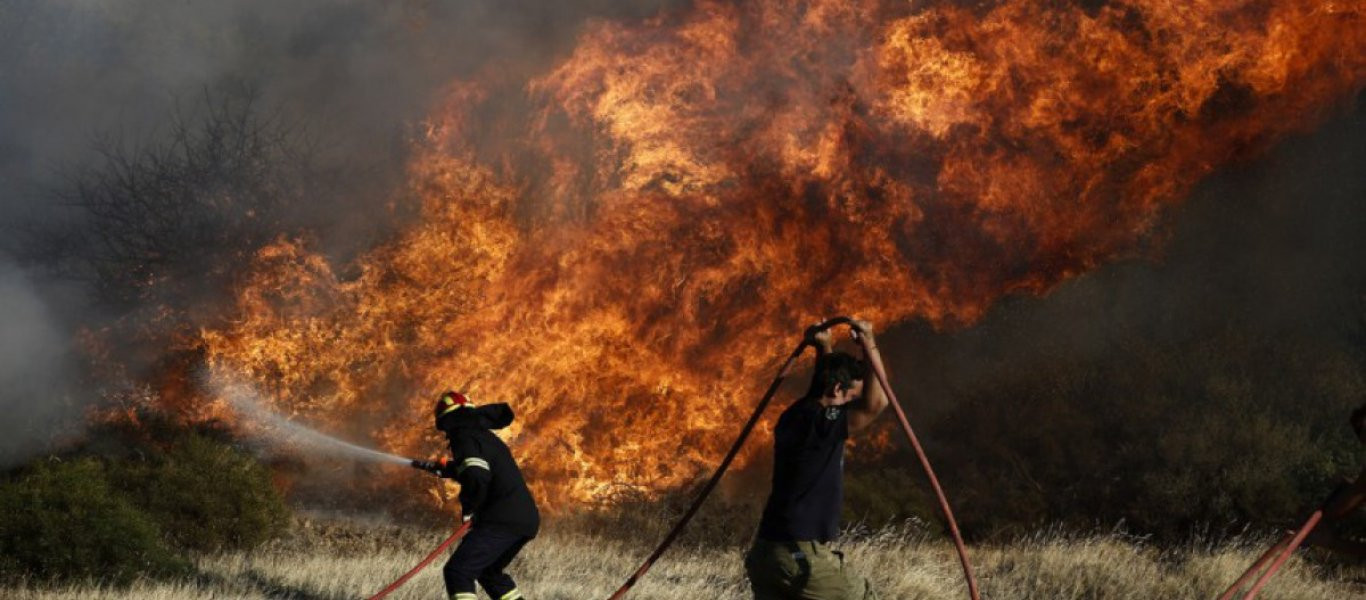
[18,85,324,312]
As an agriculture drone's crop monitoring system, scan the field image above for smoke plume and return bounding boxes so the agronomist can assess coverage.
[0,260,77,467]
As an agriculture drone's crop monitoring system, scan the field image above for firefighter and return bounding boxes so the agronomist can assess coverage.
[415,391,540,600]
[744,320,888,600]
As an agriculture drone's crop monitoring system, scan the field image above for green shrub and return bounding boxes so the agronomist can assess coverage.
[0,416,291,585]
[0,458,188,585]
[109,432,290,553]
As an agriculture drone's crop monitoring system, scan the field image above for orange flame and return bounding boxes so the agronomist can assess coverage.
[200,0,1364,507]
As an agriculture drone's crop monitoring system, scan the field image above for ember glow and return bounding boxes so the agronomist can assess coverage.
[199,0,1365,507]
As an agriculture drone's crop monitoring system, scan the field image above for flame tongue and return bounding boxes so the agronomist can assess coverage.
[201,0,1365,507]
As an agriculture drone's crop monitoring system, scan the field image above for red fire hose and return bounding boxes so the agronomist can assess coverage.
[1218,510,1323,600]
[365,520,473,600]
[854,331,980,600]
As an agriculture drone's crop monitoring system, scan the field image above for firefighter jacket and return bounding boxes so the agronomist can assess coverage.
[437,403,541,537]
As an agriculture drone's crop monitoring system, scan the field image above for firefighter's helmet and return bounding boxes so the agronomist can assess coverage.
[434,390,473,425]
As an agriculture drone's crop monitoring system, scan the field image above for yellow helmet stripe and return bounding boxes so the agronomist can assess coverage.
[436,392,475,419]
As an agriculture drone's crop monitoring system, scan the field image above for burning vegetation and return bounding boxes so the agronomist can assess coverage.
[189,0,1365,509]
[1,2,1365,598]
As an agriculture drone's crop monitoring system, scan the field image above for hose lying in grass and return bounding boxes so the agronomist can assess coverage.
[366,521,473,600]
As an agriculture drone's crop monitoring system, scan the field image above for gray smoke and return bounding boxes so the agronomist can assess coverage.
[0,260,77,467]
[0,0,685,235]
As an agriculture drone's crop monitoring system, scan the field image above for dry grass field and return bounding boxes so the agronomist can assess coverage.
[5,517,1364,599]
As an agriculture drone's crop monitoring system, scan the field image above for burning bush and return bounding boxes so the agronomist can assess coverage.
[0,458,188,586]
[194,0,1366,513]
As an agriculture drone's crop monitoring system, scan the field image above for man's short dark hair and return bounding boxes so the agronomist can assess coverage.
[804,351,867,399]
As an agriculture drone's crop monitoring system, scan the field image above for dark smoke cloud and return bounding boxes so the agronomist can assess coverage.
[883,94,1366,423]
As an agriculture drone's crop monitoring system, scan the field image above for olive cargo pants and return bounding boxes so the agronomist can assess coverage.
[744,539,879,600]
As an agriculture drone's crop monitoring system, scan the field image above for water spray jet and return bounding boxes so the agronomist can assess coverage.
[207,370,413,467]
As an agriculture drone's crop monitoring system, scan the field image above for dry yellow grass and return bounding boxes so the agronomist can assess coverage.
[5,518,1364,599]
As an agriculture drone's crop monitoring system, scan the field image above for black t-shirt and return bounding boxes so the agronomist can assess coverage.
[756,397,849,542]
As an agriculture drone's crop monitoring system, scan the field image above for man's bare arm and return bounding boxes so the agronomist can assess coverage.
[848,319,888,434]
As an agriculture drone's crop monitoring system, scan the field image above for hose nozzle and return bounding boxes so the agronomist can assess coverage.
[411,458,446,473]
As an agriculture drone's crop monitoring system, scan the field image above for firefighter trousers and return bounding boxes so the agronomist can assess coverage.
[443,524,531,600]
[744,539,879,600]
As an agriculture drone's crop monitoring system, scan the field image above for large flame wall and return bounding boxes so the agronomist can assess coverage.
[201,0,1364,507]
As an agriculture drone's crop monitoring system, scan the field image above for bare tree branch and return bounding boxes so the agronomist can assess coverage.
[19,84,326,313]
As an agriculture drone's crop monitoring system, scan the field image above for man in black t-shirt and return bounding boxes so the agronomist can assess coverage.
[745,320,888,599]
